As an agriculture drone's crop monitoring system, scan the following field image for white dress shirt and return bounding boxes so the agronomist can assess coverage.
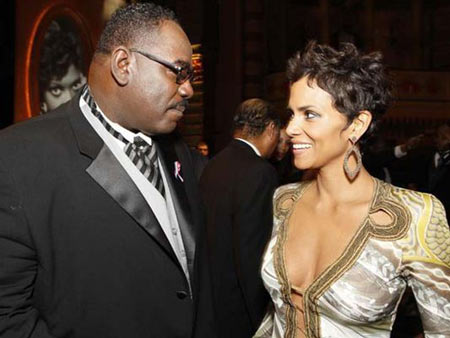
[235,138,261,157]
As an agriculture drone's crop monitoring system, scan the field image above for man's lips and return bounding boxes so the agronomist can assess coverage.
[169,100,188,114]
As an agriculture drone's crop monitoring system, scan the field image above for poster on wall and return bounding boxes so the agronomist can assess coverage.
[38,17,88,114]
[14,1,105,122]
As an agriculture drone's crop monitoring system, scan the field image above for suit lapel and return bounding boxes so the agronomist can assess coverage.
[69,95,180,266]
[155,135,196,283]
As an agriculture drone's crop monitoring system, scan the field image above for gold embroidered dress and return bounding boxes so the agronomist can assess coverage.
[254,179,450,338]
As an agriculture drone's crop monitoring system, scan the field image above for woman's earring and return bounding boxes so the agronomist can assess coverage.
[343,136,362,180]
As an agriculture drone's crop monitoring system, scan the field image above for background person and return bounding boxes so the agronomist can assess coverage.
[271,127,290,162]
[403,123,450,220]
[363,133,424,184]
[200,98,281,338]
[196,140,209,158]
[270,127,302,185]
[255,41,450,338]
[421,124,450,217]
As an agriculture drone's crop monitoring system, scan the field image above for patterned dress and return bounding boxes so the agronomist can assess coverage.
[255,179,450,338]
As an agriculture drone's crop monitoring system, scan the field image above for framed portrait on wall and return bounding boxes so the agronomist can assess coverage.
[37,15,90,114]
[15,0,105,122]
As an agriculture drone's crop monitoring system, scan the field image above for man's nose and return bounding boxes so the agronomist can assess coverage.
[179,80,194,99]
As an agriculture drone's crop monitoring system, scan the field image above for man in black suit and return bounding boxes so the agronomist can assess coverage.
[0,3,215,338]
[394,125,450,221]
[200,98,281,338]
[363,134,423,185]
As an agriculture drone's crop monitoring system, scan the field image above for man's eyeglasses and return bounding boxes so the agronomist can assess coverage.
[130,48,194,85]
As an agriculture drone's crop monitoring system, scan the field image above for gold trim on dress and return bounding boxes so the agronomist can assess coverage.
[273,182,311,338]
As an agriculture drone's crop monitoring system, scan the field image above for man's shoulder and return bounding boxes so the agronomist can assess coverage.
[0,104,76,156]
[202,140,276,183]
[1,110,67,136]
[204,141,251,169]
[218,140,264,162]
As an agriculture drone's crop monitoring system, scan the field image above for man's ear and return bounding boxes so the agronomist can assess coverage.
[350,110,372,141]
[110,47,132,86]
[266,121,277,136]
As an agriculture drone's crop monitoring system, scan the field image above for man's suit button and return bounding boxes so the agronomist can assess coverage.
[176,291,188,299]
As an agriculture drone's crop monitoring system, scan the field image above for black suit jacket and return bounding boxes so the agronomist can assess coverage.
[424,152,450,220]
[399,148,450,220]
[363,147,397,182]
[199,139,278,338]
[0,94,215,337]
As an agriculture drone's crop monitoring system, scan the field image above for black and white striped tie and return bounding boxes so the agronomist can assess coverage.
[124,136,165,197]
[82,86,165,198]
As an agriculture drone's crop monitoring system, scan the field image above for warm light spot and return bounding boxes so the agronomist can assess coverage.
[102,0,126,21]
[192,44,203,84]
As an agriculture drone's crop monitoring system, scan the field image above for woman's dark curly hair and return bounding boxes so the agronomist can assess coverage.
[286,41,392,149]
[39,21,83,100]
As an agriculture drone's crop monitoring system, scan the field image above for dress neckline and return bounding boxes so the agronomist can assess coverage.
[286,177,379,293]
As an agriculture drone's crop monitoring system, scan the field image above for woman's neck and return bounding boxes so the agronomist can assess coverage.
[312,164,375,207]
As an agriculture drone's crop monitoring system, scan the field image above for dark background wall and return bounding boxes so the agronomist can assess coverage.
[7,0,450,153]
[203,0,450,154]
[0,1,15,129]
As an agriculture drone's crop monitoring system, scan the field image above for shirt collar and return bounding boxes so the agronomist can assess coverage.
[94,104,153,146]
[235,138,261,157]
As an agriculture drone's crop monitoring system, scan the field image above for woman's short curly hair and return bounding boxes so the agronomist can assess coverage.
[286,41,392,149]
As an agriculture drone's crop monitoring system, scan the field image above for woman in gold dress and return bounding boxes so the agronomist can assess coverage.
[255,41,450,338]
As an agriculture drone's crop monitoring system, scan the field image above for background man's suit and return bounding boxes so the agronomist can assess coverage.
[419,151,450,220]
[200,139,278,338]
[0,95,215,338]
[395,147,450,221]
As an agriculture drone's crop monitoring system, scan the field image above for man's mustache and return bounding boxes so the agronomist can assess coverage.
[169,100,189,111]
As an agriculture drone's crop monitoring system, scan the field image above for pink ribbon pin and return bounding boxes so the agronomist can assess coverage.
[174,161,184,182]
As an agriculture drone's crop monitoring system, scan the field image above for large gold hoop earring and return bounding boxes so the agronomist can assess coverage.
[343,136,362,180]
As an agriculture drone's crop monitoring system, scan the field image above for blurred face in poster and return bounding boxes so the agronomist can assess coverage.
[39,20,86,113]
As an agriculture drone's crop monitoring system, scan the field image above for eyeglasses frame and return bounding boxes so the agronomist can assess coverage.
[129,48,193,85]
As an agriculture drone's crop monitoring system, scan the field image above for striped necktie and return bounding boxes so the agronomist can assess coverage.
[82,87,165,198]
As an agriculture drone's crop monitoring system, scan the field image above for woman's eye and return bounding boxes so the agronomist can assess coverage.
[49,87,62,97]
[305,111,318,119]
[286,109,294,120]
[72,80,83,91]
